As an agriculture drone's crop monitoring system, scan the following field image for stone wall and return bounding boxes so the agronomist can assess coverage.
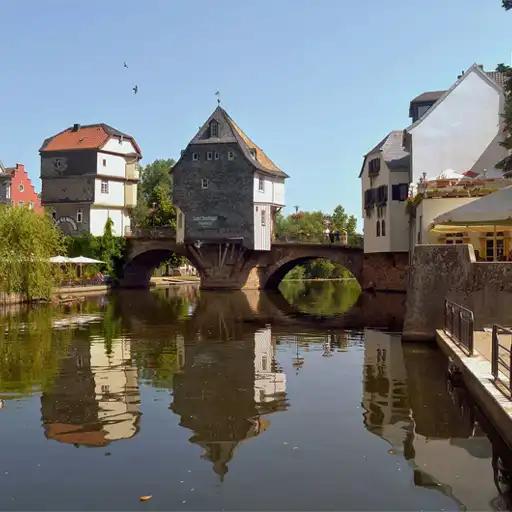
[403,244,512,340]
[361,252,408,292]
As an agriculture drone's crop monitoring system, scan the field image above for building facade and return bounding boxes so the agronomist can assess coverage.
[40,123,141,236]
[360,64,507,256]
[0,162,42,211]
[172,107,287,251]
[360,131,410,254]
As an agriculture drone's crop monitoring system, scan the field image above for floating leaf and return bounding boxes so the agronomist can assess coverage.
[139,495,152,502]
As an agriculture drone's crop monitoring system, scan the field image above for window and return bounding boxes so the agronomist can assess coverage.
[258,176,265,192]
[207,151,213,161]
[101,180,109,194]
[376,185,388,206]
[368,158,381,176]
[228,151,234,161]
[5,185,10,199]
[381,219,386,236]
[178,212,183,229]
[210,120,219,138]
[76,209,83,223]
[417,104,431,119]
[261,209,266,226]
[192,152,199,161]
[250,148,257,160]
[201,178,208,189]
[214,152,220,160]
[392,183,409,201]
[28,201,34,210]
[376,220,380,237]
[19,183,24,192]
[18,200,24,207]
[262,355,268,371]
[102,158,107,167]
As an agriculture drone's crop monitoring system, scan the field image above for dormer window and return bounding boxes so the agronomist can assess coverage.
[368,158,380,176]
[209,120,219,138]
[250,148,257,160]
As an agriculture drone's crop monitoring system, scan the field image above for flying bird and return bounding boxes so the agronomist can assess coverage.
[124,61,128,68]
[133,85,138,95]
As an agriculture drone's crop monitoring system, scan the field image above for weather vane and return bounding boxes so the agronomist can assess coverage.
[215,90,221,105]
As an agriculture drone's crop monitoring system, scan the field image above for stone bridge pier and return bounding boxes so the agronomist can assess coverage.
[121,235,407,291]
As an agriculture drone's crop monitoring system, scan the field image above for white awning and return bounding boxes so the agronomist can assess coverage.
[69,256,105,264]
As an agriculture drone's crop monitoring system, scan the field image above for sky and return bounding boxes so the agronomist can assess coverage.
[0,0,510,222]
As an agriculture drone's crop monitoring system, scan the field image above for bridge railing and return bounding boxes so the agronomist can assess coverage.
[126,226,176,239]
[274,234,363,248]
[444,299,474,356]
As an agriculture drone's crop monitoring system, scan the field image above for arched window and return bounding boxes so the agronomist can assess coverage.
[209,120,219,138]
[376,220,380,237]
[381,219,386,236]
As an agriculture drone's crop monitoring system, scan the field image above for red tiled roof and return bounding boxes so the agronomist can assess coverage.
[40,123,141,155]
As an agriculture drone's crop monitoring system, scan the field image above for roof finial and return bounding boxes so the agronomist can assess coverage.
[215,90,221,106]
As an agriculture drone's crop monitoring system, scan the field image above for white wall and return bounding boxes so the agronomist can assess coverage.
[94,178,124,207]
[254,204,271,251]
[101,138,138,155]
[253,174,285,206]
[90,207,125,236]
[362,156,409,254]
[97,152,127,178]
[409,69,503,183]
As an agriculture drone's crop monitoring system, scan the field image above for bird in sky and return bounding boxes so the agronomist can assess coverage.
[133,85,138,95]
[124,61,128,68]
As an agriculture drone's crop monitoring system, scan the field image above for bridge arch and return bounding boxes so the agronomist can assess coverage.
[261,245,363,289]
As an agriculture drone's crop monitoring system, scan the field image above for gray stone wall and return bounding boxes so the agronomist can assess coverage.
[46,203,91,236]
[41,150,97,178]
[41,176,95,204]
[173,142,255,248]
[404,244,512,340]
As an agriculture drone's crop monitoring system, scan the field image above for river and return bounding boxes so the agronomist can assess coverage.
[0,281,510,510]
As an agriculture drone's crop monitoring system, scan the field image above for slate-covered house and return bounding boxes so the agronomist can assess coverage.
[40,123,141,236]
[172,107,288,251]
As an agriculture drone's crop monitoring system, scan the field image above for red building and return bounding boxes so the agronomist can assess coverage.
[0,163,42,212]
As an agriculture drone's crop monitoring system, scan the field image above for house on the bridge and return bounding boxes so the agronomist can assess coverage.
[40,123,141,236]
[360,63,508,258]
[172,106,288,251]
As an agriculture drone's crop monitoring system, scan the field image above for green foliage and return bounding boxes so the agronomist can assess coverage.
[276,204,358,243]
[497,64,512,174]
[0,206,65,300]
[132,158,177,228]
[503,0,511,10]
[279,280,361,316]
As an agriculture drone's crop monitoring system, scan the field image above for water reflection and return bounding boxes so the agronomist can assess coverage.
[362,329,512,510]
[0,287,511,510]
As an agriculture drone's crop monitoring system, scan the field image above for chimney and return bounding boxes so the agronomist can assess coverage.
[72,123,81,132]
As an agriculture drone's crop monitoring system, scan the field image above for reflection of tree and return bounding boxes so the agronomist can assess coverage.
[279,280,361,316]
[0,305,74,397]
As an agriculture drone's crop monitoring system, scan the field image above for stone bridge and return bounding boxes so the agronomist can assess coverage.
[120,229,407,291]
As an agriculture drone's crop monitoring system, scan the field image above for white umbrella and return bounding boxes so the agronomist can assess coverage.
[69,256,105,264]
[49,255,72,263]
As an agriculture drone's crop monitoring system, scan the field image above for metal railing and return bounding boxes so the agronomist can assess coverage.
[444,300,475,356]
[491,325,512,395]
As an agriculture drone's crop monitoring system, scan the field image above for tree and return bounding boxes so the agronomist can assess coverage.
[98,218,125,277]
[0,206,65,300]
[132,158,176,228]
[503,0,511,10]
[496,64,512,174]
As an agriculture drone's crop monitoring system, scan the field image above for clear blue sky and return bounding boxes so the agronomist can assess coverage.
[0,1,510,221]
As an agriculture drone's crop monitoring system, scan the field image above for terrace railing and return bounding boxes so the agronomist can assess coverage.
[444,300,474,356]
[491,325,512,396]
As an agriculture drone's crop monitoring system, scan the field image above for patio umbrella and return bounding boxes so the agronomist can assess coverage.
[69,256,105,264]
[430,186,512,260]
[49,255,72,263]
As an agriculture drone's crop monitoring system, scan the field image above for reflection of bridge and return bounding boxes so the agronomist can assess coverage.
[121,229,365,290]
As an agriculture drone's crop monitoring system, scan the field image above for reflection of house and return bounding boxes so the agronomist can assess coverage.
[171,325,287,479]
[41,334,140,446]
[254,327,286,404]
[361,329,501,509]
[40,123,141,236]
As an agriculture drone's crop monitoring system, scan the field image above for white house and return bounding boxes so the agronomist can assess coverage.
[406,64,507,184]
[40,123,141,237]
[360,131,410,254]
